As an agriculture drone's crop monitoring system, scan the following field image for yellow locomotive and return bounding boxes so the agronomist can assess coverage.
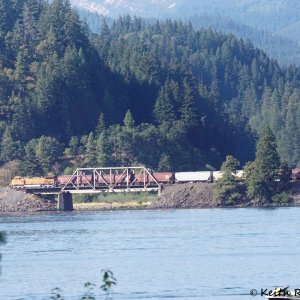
[10,176,56,189]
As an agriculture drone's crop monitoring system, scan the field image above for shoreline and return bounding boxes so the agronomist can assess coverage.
[1,182,300,212]
[1,201,300,214]
[73,201,300,211]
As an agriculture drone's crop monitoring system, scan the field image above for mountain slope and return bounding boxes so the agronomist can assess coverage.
[72,0,300,66]
[71,0,300,33]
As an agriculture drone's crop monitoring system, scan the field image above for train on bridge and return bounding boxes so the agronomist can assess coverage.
[9,170,243,190]
[10,167,300,190]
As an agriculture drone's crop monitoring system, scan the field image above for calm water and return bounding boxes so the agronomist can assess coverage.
[0,208,299,299]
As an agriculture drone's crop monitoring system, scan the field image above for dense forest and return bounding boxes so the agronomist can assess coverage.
[79,9,300,67]
[74,0,300,66]
[1,0,300,178]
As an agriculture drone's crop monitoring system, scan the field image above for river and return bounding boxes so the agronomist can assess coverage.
[0,208,299,299]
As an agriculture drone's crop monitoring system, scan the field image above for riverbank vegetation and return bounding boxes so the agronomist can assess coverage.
[50,270,116,300]
[73,192,156,204]
[1,1,300,181]
[213,127,291,205]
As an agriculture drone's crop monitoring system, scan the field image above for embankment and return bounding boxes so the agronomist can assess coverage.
[150,183,217,209]
[150,182,300,209]
[0,188,56,212]
[150,183,220,209]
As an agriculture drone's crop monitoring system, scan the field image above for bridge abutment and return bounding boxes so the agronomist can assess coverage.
[57,192,73,211]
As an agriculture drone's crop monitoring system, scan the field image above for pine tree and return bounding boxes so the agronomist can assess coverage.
[157,154,172,171]
[246,127,281,202]
[123,110,135,128]
[14,48,27,92]
[19,141,42,176]
[22,0,40,51]
[213,155,242,205]
[95,112,106,137]
[96,131,114,167]
[180,81,198,129]
[84,132,97,167]
[0,128,20,162]
[0,0,14,42]
[35,136,63,174]
[154,84,176,125]
[11,96,33,141]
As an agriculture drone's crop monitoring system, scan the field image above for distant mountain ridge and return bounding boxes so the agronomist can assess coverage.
[71,0,300,34]
[77,3,300,66]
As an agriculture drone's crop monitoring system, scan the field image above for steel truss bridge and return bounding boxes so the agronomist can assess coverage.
[26,166,161,195]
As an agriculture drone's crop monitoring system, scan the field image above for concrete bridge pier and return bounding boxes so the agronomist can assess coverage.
[57,192,73,211]
[158,184,163,197]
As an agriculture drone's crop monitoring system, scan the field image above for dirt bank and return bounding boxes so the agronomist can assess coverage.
[150,183,220,209]
[0,188,56,212]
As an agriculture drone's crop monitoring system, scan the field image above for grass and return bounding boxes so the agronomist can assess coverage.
[72,192,157,210]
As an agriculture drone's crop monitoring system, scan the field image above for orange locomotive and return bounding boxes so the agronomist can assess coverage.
[10,176,56,189]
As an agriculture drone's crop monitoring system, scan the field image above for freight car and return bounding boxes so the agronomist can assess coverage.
[57,173,135,188]
[57,175,94,187]
[175,171,213,183]
[212,170,244,181]
[133,172,175,186]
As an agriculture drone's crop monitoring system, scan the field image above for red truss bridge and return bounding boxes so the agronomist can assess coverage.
[60,166,161,194]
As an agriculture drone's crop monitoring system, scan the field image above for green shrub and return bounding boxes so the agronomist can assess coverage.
[272,192,290,204]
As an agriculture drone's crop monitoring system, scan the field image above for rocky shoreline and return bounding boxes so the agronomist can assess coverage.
[0,188,56,212]
[1,182,300,212]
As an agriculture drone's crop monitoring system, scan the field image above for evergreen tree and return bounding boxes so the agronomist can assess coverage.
[35,136,63,175]
[96,131,114,167]
[245,127,281,202]
[11,96,33,141]
[154,84,176,125]
[95,112,106,137]
[213,155,242,205]
[84,132,97,167]
[19,140,42,176]
[180,81,198,129]
[64,136,79,157]
[0,128,21,162]
[123,110,135,128]
[157,153,172,171]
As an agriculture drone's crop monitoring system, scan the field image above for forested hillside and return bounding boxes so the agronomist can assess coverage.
[79,9,300,67]
[1,0,300,178]
[76,0,300,66]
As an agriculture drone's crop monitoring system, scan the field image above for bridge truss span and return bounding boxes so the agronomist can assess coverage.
[61,166,161,193]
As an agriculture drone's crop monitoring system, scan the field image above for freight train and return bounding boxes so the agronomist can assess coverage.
[10,172,176,189]
[9,170,243,189]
